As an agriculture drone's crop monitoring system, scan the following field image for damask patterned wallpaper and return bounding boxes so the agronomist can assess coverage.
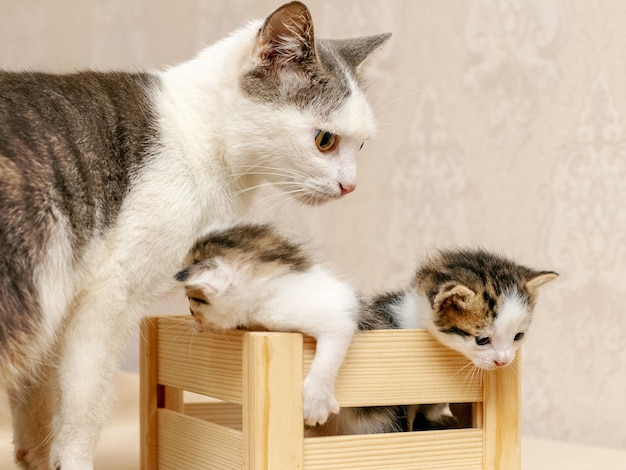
[2,0,625,449]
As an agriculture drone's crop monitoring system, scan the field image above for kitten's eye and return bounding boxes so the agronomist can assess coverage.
[475,336,490,346]
[314,130,337,152]
[359,141,365,150]
[514,332,525,342]
[189,296,208,305]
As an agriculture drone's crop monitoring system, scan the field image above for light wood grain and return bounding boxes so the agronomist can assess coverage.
[303,429,483,469]
[143,316,521,470]
[139,317,158,470]
[243,332,304,469]
[483,354,521,470]
[156,317,245,403]
[304,330,483,406]
[185,402,242,430]
[158,408,243,470]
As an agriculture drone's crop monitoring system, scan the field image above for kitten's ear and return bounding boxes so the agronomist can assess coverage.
[433,283,476,312]
[175,260,234,297]
[329,33,392,73]
[257,1,316,70]
[526,270,559,290]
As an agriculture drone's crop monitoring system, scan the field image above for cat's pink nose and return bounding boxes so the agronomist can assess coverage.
[494,359,508,367]
[339,183,356,195]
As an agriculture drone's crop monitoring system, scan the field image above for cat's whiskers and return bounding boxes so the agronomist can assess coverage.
[255,187,311,217]
[227,164,310,181]
[452,360,475,379]
[33,422,55,451]
[162,318,195,354]
[230,181,295,198]
[370,86,421,127]
[188,324,198,364]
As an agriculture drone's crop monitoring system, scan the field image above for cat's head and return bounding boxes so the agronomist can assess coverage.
[230,2,390,204]
[415,249,558,370]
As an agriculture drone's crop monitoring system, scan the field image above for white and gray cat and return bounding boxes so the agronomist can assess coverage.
[0,2,389,468]
[178,227,557,435]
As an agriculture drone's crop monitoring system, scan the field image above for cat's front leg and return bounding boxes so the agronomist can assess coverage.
[9,368,57,470]
[47,286,138,470]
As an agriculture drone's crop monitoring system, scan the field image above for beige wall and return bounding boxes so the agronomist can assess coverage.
[2,0,625,449]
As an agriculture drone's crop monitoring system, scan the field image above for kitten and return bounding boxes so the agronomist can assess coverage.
[0,2,389,468]
[175,222,359,426]
[314,248,558,435]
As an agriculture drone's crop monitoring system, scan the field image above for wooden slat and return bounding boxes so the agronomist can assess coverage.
[303,429,483,470]
[140,317,158,470]
[304,330,483,406]
[243,332,304,469]
[155,318,482,406]
[483,354,521,470]
[157,409,243,470]
[156,317,244,403]
[185,402,242,430]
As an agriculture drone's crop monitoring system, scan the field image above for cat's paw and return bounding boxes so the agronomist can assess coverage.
[302,380,340,426]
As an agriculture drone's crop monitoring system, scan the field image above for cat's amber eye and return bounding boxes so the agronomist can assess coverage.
[514,332,524,341]
[315,130,337,152]
[475,336,490,346]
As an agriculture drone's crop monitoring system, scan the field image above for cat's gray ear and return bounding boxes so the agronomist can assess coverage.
[327,33,392,73]
[433,283,476,312]
[257,1,316,69]
[526,271,559,290]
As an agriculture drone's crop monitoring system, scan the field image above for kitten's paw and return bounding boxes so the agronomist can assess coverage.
[302,381,340,426]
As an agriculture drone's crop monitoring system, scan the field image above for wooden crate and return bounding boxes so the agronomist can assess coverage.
[140,316,520,470]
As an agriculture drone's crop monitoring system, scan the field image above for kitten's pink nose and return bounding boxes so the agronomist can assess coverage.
[339,182,356,195]
[494,359,508,367]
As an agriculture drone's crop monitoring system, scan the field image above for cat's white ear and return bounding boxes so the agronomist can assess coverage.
[526,271,559,290]
[175,259,235,297]
[257,1,316,69]
[433,283,476,312]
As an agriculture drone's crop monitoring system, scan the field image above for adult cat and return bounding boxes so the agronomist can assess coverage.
[0,2,389,468]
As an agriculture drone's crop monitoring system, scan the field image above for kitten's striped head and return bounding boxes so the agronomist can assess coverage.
[415,249,558,370]
[175,223,313,330]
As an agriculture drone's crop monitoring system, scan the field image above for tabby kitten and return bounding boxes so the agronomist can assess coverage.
[0,2,389,468]
[314,248,558,435]
[175,222,359,426]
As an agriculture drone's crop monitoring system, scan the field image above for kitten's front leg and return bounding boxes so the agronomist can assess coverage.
[302,328,355,427]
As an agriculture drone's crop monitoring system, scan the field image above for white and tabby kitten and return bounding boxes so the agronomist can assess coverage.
[314,248,558,435]
[175,222,359,427]
[0,2,389,468]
